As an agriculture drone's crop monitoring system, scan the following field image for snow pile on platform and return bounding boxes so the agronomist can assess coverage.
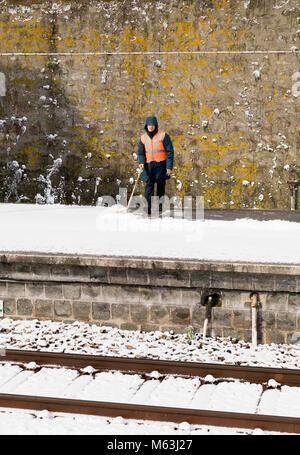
[0,203,299,263]
[0,318,299,369]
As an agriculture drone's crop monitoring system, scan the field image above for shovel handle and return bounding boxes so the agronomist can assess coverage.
[126,167,142,211]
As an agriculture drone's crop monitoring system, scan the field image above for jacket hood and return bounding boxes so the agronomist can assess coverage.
[144,116,158,130]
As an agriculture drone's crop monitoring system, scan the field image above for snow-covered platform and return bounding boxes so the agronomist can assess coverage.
[0,203,299,344]
[0,203,299,263]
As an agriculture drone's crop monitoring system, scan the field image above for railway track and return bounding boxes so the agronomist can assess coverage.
[0,349,299,434]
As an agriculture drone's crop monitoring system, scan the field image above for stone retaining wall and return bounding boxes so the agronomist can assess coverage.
[0,253,299,344]
[0,0,300,208]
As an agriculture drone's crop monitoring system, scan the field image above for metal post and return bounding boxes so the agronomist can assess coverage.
[203,296,213,340]
[291,185,296,211]
[250,293,259,347]
[287,181,299,211]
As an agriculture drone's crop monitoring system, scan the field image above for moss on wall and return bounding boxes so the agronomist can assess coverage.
[0,0,299,208]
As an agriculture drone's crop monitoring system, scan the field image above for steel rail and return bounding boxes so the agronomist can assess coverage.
[0,349,300,433]
[0,349,299,386]
[0,392,299,433]
[0,349,300,386]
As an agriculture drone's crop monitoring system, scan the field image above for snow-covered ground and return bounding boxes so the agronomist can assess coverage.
[0,407,280,436]
[0,203,299,263]
[1,318,299,369]
[0,201,299,435]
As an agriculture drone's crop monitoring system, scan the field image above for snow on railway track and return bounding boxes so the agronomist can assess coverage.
[0,360,299,419]
[0,317,299,434]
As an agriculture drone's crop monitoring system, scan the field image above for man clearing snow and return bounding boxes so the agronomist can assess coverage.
[138,116,174,217]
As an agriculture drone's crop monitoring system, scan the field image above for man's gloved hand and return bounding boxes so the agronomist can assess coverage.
[139,163,144,170]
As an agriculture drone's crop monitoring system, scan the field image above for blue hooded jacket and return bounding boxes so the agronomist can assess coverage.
[138,116,174,182]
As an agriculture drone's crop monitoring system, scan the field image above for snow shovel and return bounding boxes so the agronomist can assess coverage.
[126,167,142,212]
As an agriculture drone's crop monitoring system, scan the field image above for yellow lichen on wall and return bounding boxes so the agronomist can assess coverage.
[0,14,48,55]
[19,145,41,169]
[0,1,298,209]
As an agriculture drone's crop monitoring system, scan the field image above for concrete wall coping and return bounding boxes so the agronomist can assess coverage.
[0,251,300,276]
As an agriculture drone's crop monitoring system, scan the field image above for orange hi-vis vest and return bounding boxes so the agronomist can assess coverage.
[141,130,167,163]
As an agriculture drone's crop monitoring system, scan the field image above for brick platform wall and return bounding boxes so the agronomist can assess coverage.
[0,253,299,344]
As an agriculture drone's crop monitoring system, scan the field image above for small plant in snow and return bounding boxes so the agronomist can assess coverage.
[185,326,195,345]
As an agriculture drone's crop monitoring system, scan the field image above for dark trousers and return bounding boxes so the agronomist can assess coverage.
[144,179,166,215]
